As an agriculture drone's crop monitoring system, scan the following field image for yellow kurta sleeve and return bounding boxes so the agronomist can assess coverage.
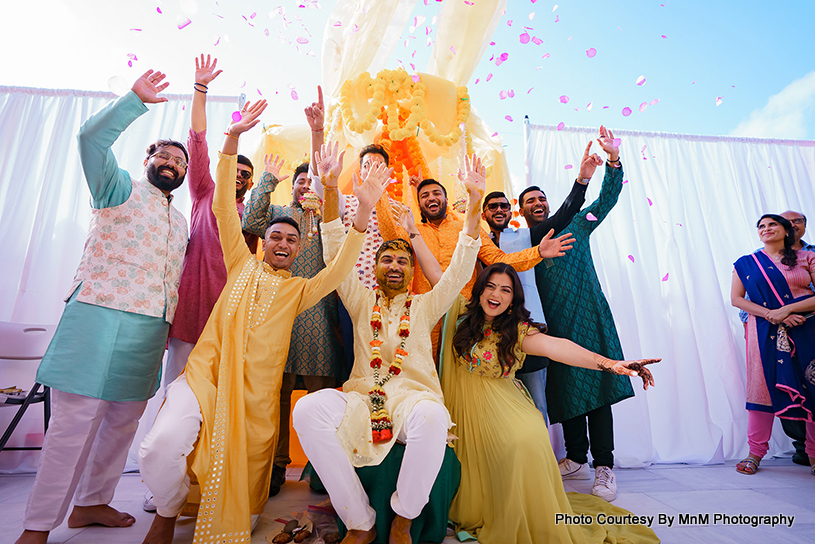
[477,227,542,272]
[297,218,365,314]
[420,231,481,324]
[213,153,254,274]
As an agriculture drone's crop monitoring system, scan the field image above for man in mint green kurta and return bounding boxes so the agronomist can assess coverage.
[16,69,189,544]
[526,127,633,503]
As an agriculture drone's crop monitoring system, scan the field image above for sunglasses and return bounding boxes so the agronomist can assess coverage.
[150,150,188,170]
[486,202,511,212]
[236,169,253,181]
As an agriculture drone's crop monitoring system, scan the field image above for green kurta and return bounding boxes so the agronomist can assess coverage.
[534,165,634,424]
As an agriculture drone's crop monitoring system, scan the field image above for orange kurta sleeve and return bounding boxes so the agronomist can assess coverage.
[477,228,542,272]
[375,193,408,242]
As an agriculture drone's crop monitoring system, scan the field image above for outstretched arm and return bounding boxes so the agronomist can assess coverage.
[191,54,222,133]
[392,201,442,286]
[241,154,289,236]
[305,85,325,170]
[522,330,658,390]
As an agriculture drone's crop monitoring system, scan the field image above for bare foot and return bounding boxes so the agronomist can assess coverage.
[13,530,48,544]
[341,527,376,544]
[141,514,176,544]
[67,504,135,528]
[389,515,412,544]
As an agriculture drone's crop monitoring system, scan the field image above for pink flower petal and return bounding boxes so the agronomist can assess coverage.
[527,87,533,94]
[555,15,559,22]
[622,179,629,184]
[650,99,659,105]
[450,46,456,54]
[603,106,609,109]
[531,36,542,45]
[715,96,723,106]
[507,19,513,26]
[500,52,509,61]
[542,52,550,59]
[333,21,342,26]
[586,47,596,58]
[130,28,142,32]
[257,89,263,96]
[622,107,632,116]
[297,36,309,44]
[612,138,621,147]
[557,122,565,130]
[486,73,493,82]
[552,4,558,11]
[177,16,192,29]
[213,36,221,46]
[586,102,593,112]
[628,255,635,262]
[636,75,646,86]
[559,95,569,104]
[639,102,648,113]
[412,74,421,83]
[564,164,573,170]
[508,89,515,98]
[586,212,598,221]
[291,90,299,100]
[520,32,531,44]
[499,90,508,100]
[662,273,669,282]
[232,111,242,122]
[157,7,162,14]
[647,197,653,206]
[505,115,514,122]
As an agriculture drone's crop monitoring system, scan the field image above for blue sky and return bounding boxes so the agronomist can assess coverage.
[3,0,814,184]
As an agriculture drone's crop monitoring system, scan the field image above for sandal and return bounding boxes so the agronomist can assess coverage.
[736,457,760,475]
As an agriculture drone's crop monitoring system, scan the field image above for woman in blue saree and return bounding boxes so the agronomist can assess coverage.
[731,214,815,475]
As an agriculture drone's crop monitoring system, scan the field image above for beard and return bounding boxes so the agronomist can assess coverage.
[421,200,447,222]
[236,184,250,199]
[375,269,411,294]
[486,215,508,231]
[146,163,185,193]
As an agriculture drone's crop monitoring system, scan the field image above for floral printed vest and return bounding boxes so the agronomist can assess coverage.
[68,178,188,323]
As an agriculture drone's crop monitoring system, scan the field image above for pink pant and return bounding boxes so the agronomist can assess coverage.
[747,410,815,459]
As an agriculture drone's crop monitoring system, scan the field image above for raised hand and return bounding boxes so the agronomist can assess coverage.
[578,141,604,181]
[263,154,289,182]
[392,201,418,233]
[461,154,486,200]
[304,85,325,131]
[227,100,267,137]
[132,70,170,104]
[313,141,346,188]
[408,166,423,190]
[608,358,659,390]
[195,54,223,86]
[353,162,393,211]
[537,229,575,258]
[597,125,619,162]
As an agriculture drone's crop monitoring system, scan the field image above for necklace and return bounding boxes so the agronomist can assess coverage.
[368,288,413,443]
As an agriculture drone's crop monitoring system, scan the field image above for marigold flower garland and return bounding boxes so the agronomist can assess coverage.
[368,289,413,443]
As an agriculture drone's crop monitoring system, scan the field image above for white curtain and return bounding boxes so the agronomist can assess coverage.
[524,121,815,465]
[0,86,239,472]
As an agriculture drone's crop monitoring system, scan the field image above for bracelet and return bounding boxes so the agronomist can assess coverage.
[223,131,239,141]
[577,177,591,184]
[606,159,621,168]
[409,232,420,239]
[311,128,324,133]
[194,87,207,94]
[194,82,208,89]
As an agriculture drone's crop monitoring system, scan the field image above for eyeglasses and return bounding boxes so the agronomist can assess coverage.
[486,202,511,212]
[236,169,253,180]
[789,218,806,225]
[150,151,188,170]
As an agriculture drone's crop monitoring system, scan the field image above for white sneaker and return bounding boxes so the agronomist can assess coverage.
[142,490,157,513]
[591,466,617,501]
[558,458,591,480]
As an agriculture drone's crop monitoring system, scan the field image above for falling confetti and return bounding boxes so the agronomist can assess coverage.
[587,102,593,112]
[622,179,629,184]
[542,52,550,59]
[291,90,299,100]
[157,7,162,14]
[559,95,569,104]
[520,32,531,44]
[297,37,309,44]
[650,98,659,105]
[639,102,648,112]
[505,115,514,121]
[622,107,632,116]
[555,15,559,22]
[508,90,515,98]
[662,273,669,281]
[557,122,565,130]
[450,46,456,54]
[586,212,598,221]
[636,75,646,86]
[527,87,533,94]
[232,111,242,122]
[628,255,635,263]
[661,34,667,38]
[531,36,542,45]
[499,90,508,100]
[486,73,493,81]
[564,164,573,170]
[411,74,421,83]
[647,197,653,206]
[586,47,596,58]
[177,16,192,29]
[130,28,142,32]
[715,96,723,106]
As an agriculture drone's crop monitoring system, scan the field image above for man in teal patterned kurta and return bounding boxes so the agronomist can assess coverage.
[527,127,633,503]
[241,159,342,496]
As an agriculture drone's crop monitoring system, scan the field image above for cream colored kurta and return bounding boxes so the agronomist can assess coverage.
[183,154,364,544]
[322,220,480,467]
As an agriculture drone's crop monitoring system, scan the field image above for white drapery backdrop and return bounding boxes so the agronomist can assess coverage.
[0,86,240,471]
[524,121,815,466]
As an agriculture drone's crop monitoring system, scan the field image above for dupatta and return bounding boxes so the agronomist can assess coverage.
[734,251,815,421]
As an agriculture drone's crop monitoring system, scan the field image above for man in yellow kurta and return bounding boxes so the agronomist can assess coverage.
[137,102,391,544]
[293,156,488,544]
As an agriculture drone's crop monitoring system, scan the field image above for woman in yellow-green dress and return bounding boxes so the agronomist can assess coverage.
[440,262,660,544]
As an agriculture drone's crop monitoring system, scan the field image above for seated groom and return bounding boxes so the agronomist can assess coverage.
[138,96,391,543]
[293,155,489,544]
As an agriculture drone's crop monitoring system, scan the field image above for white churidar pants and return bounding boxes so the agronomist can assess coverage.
[138,374,203,518]
[164,337,194,392]
[24,389,147,531]
[293,389,448,531]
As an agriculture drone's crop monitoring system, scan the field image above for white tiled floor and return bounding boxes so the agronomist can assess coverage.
[0,460,812,544]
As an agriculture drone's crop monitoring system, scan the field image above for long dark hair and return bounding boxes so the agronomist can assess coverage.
[757,214,797,269]
[452,263,544,375]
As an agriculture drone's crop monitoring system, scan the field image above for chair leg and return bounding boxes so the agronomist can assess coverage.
[0,383,44,452]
